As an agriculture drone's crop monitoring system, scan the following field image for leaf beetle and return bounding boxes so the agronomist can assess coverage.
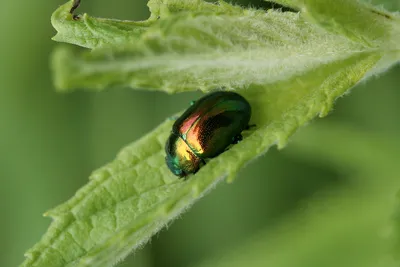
[165,91,252,178]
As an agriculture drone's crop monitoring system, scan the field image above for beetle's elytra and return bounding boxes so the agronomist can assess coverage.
[165,91,252,178]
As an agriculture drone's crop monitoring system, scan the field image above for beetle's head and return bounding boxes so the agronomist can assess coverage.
[165,154,186,177]
[165,134,200,178]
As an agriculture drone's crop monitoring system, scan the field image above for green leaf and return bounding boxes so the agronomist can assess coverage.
[50,2,154,49]
[22,50,382,267]
[51,0,399,93]
[21,0,400,266]
[272,0,400,48]
[51,0,245,49]
[359,0,400,12]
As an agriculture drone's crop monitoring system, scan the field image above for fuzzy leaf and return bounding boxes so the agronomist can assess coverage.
[50,2,153,49]
[51,0,400,93]
[51,0,245,49]
[272,0,400,48]
[22,50,383,267]
[21,0,400,266]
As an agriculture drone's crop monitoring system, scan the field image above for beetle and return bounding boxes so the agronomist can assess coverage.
[165,91,252,178]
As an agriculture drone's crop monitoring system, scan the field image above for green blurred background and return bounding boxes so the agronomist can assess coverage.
[1,1,399,267]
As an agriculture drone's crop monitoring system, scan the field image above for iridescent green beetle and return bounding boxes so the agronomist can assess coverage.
[165,91,252,178]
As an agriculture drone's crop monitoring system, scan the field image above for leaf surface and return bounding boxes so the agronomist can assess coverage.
[21,0,400,266]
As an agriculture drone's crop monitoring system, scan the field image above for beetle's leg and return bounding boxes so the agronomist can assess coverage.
[245,124,256,130]
[70,0,81,13]
[232,134,243,144]
[201,158,207,165]
[179,171,188,180]
[70,0,81,20]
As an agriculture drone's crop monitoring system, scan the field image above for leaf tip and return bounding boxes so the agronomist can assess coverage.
[277,135,290,149]
[51,0,75,29]
[51,34,62,43]
[43,210,57,219]
[43,205,67,219]
[319,104,333,118]
[226,171,238,183]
